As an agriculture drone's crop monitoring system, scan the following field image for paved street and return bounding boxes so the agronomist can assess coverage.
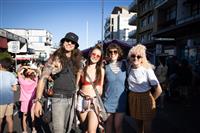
[123,95,200,133]
[1,91,200,133]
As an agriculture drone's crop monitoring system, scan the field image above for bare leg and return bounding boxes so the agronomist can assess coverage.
[6,115,13,133]
[0,118,3,132]
[135,119,143,133]
[87,111,98,133]
[114,113,124,133]
[143,120,152,133]
[105,113,113,133]
[22,113,28,132]
[31,104,37,132]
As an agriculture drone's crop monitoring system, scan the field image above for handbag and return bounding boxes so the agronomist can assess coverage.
[86,73,109,123]
[42,107,52,123]
[46,81,55,97]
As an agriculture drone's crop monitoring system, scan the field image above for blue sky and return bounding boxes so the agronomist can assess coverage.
[0,0,132,50]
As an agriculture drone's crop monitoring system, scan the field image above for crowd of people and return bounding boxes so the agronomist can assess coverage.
[1,31,199,133]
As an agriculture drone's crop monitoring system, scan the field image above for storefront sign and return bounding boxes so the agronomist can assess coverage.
[8,41,20,53]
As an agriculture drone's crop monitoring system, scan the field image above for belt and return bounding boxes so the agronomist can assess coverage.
[53,93,73,98]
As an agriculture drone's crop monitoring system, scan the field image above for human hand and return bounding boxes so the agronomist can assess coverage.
[34,101,43,117]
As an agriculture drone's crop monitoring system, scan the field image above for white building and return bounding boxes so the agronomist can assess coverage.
[104,6,137,45]
[4,28,54,61]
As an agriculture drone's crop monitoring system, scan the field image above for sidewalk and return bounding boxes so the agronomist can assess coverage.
[2,93,200,133]
[123,95,200,133]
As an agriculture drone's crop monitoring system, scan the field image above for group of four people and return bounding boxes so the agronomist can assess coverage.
[33,32,162,133]
[0,32,162,133]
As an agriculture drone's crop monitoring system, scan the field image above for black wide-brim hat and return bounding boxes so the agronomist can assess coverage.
[60,32,79,48]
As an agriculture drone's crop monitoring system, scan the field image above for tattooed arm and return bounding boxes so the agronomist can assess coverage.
[34,62,54,117]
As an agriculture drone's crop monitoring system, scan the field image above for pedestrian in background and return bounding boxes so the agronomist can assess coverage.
[127,44,162,133]
[155,56,168,109]
[17,65,39,133]
[0,58,18,133]
[102,43,127,133]
[34,32,82,133]
[176,59,193,105]
[76,44,105,133]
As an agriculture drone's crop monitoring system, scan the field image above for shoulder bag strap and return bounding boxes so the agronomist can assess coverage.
[65,64,79,133]
[85,72,106,111]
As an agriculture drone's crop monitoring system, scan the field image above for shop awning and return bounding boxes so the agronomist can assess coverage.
[0,37,8,48]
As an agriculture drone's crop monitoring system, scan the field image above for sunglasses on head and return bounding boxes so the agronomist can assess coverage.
[131,54,142,59]
[109,50,118,54]
[91,53,101,58]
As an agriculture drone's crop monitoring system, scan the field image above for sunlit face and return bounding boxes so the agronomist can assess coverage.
[90,49,101,64]
[63,40,76,51]
[108,48,118,61]
[130,53,143,68]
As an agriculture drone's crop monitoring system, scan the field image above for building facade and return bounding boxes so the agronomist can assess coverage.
[128,0,200,69]
[104,6,137,45]
[4,28,53,61]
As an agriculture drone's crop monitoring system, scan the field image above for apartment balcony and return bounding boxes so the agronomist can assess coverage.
[183,0,199,6]
[153,16,200,38]
[129,0,137,12]
[177,13,200,25]
[154,0,176,9]
[128,29,136,38]
[129,14,137,25]
[154,0,168,8]
[104,24,111,31]
[140,24,153,33]
[104,32,111,39]
[140,6,153,17]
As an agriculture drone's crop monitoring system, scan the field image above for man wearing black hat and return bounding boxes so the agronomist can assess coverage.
[34,32,82,133]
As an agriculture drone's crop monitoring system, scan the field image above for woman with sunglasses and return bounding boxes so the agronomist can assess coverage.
[76,44,105,133]
[102,43,127,133]
[127,44,162,133]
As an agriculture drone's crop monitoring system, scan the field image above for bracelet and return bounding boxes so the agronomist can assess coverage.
[33,98,43,104]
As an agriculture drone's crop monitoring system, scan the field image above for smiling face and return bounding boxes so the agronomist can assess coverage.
[130,52,143,68]
[108,48,119,62]
[90,48,102,64]
[63,40,76,52]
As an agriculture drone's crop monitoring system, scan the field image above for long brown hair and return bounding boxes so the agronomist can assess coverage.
[106,43,123,61]
[83,44,103,85]
[51,42,82,73]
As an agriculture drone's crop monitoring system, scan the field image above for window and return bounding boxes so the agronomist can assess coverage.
[166,6,176,21]
[191,1,200,15]
[111,18,114,25]
[38,36,43,43]
[148,14,154,24]
[147,32,152,41]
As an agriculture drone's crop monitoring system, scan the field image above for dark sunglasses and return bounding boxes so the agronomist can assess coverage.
[65,39,76,45]
[109,50,118,54]
[131,54,142,59]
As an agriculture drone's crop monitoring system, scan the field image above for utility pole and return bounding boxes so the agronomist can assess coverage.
[101,0,104,43]
[86,21,88,48]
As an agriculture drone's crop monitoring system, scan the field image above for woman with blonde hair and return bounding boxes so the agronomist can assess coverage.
[127,44,162,133]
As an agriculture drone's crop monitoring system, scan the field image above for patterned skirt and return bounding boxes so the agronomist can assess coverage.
[128,91,156,120]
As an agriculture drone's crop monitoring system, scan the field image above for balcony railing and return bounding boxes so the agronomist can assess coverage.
[177,13,200,25]
[129,0,137,12]
[128,29,136,38]
[129,14,137,25]
[154,0,168,9]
